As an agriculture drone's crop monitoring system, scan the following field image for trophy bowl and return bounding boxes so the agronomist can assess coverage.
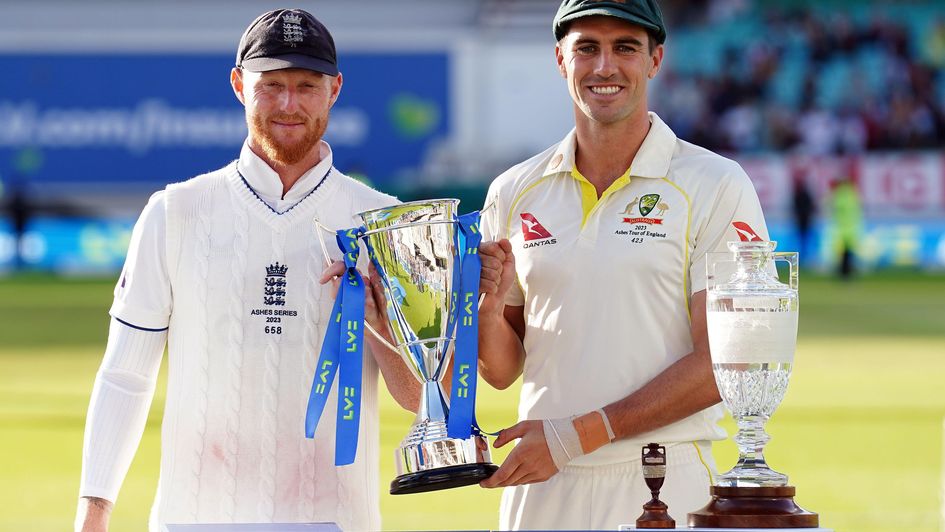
[358,199,497,494]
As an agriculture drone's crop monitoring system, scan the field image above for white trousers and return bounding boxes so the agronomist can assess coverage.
[499,441,717,530]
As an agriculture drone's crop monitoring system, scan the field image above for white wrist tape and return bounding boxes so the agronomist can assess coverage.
[542,416,584,471]
[596,408,616,441]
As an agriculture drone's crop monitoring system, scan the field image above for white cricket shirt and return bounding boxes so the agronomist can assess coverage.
[481,112,770,465]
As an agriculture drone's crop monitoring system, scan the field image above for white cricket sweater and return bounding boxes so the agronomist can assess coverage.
[81,144,396,531]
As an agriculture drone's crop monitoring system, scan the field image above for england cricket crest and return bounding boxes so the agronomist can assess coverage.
[639,194,660,217]
[264,262,288,306]
[282,12,304,47]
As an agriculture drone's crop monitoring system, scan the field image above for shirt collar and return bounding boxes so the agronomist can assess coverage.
[631,112,676,179]
[542,111,677,180]
[541,129,578,178]
[236,140,334,206]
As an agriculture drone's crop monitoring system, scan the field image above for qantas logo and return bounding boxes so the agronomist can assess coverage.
[732,222,763,242]
[520,213,557,248]
[520,213,553,241]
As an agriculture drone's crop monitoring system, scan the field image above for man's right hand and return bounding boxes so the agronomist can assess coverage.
[477,239,526,388]
[480,420,559,487]
[75,497,112,532]
[479,239,515,317]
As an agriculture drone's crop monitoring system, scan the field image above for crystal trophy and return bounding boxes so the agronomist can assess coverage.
[688,240,818,528]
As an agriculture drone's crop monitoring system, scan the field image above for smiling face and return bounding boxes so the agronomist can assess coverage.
[232,67,341,166]
[556,16,663,128]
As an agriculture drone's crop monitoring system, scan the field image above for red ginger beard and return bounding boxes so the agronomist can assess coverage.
[249,111,327,166]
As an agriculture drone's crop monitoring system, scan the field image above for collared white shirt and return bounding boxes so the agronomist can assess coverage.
[481,112,769,465]
[236,140,333,213]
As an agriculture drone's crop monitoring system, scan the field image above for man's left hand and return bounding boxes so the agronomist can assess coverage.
[318,261,391,340]
[479,420,558,488]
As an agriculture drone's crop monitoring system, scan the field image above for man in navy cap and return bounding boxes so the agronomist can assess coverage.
[476,0,770,528]
[75,9,416,531]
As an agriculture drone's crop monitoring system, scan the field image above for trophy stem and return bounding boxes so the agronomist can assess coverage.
[734,414,770,466]
[416,379,449,426]
[718,414,787,487]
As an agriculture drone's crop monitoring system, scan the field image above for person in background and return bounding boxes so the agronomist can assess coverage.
[829,177,863,280]
[791,170,816,265]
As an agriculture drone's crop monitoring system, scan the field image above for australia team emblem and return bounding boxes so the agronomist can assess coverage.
[621,194,668,225]
[638,194,661,217]
[616,193,670,243]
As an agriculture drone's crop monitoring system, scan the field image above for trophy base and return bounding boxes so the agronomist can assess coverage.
[390,463,499,495]
[687,486,818,528]
[636,499,675,529]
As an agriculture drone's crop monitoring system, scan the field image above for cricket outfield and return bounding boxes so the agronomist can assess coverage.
[1,272,943,531]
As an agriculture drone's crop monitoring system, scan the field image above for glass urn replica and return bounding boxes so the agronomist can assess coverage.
[688,241,818,528]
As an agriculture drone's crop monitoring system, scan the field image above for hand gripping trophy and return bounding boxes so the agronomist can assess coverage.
[688,240,818,528]
[305,199,498,495]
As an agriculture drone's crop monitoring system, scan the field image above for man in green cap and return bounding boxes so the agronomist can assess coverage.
[476,0,770,528]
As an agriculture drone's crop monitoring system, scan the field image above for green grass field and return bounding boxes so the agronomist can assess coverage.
[1,272,944,531]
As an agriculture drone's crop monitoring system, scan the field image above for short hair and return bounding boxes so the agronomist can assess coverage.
[646,32,657,53]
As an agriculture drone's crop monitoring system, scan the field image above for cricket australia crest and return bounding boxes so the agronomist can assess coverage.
[638,194,661,216]
[616,193,670,242]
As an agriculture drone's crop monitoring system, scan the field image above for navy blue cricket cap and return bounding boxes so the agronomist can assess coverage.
[553,0,666,44]
[236,8,338,75]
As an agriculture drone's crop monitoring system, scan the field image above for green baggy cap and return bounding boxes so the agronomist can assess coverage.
[553,0,666,44]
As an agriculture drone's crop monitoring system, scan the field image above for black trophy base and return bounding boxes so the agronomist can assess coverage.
[687,486,819,528]
[390,463,499,495]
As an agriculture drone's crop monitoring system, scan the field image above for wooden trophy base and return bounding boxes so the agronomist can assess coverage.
[636,499,676,529]
[687,486,818,528]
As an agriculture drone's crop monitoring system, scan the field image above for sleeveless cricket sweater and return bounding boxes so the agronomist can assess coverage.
[151,161,394,530]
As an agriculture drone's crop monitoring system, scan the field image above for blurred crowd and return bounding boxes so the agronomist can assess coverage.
[654,0,945,154]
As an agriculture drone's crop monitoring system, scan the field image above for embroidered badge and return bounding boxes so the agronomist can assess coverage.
[265,262,288,306]
[282,12,304,47]
[248,262,298,335]
[616,194,670,243]
[620,194,669,225]
[638,194,660,216]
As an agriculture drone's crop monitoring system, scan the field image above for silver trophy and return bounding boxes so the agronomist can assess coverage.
[356,199,497,494]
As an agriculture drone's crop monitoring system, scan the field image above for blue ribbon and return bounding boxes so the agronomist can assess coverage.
[447,212,482,440]
[305,227,365,466]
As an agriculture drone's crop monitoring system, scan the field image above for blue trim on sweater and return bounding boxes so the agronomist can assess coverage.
[237,167,332,215]
[114,317,169,332]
